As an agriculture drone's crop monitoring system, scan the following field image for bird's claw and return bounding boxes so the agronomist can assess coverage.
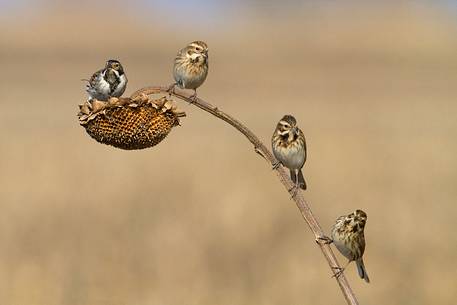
[331,266,345,279]
[288,184,300,198]
[272,161,281,170]
[188,92,198,104]
[315,235,333,245]
[167,83,176,96]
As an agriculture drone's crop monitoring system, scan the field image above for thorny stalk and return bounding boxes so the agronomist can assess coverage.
[131,86,359,305]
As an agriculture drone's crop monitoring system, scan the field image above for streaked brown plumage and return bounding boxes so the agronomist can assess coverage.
[272,115,307,192]
[331,209,370,283]
[172,41,208,100]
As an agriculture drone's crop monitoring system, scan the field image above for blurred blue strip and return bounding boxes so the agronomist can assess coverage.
[1,0,457,17]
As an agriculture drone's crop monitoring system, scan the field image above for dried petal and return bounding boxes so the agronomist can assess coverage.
[91,100,106,112]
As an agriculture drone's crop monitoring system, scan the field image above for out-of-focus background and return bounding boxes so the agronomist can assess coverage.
[1,0,457,304]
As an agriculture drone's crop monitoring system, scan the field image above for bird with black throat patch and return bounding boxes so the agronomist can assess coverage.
[85,59,127,101]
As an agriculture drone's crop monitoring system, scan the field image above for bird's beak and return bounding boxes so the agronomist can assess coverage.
[190,53,200,60]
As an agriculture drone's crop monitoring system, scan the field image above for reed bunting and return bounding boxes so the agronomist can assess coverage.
[272,115,307,192]
[85,59,127,101]
[171,41,208,101]
[331,209,370,283]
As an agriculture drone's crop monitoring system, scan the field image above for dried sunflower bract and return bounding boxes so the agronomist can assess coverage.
[78,95,185,150]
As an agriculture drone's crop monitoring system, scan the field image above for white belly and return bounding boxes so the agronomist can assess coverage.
[174,65,208,89]
[111,74,127,97]
[333,239,353,261]
[273,144,305,170]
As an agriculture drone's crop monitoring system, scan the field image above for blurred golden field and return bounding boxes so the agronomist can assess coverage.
[1,1,457,304]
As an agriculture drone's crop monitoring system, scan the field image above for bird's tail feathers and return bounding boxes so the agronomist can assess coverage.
[356,258,370,283]
[298,169,307,190]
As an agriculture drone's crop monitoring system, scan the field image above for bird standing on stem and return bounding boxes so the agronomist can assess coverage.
[85,59,127,101]
[272,115,307,194]
[331,209,370,283]
[171,41,209,101]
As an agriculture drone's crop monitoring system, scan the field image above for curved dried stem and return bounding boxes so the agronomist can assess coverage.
[131,86,359,305]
